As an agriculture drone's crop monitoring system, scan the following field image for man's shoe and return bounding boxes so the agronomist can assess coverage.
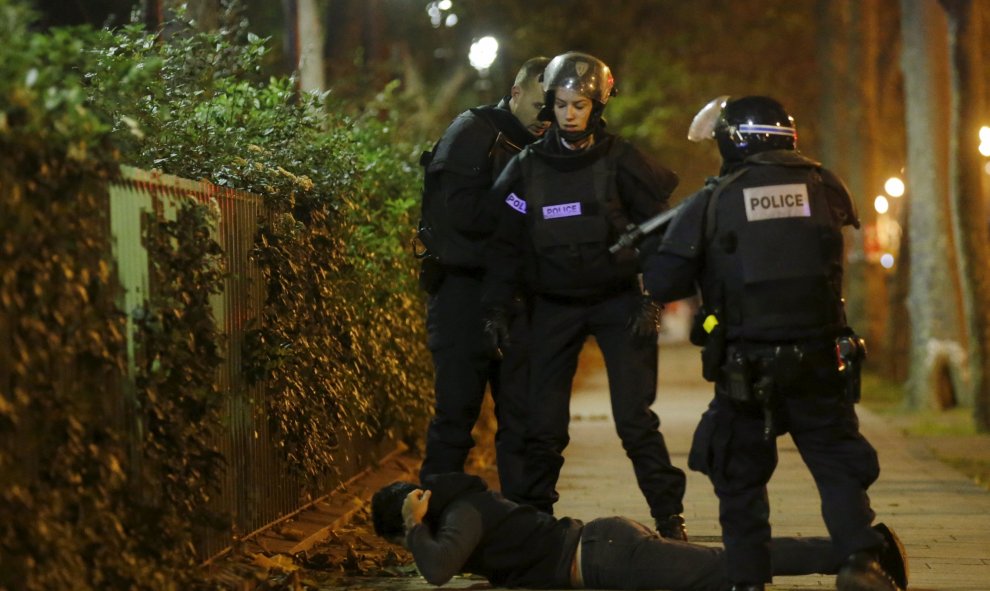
[654,514,688,541]
[836,551,903,591]
[873,523,909,590]
[728,585,764,591]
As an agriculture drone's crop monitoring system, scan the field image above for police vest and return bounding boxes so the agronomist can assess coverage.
[702,163,847,338]
[518,141,637,296]
[418,108,527,269]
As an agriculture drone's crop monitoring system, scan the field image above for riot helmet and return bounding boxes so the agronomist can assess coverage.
[538,51,616,142]
[688,95,797,162]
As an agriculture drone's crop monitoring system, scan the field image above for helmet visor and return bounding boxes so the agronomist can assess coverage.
[687,95,730,142]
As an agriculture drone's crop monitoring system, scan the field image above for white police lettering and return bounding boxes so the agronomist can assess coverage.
[542,202,582,219]
[742,183,811,221]
[505,192,527,214]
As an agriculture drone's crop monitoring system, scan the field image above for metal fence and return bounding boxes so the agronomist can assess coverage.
[108,167,385,559]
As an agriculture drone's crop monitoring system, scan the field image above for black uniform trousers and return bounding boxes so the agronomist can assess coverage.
[690,344,883,585]
[517,288,686,519]
[420,269,530,498]
[580,516,842,591]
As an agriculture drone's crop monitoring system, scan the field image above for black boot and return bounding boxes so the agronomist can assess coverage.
[873,523,909,590]
[837,550,903,591]
[654,514,688,541]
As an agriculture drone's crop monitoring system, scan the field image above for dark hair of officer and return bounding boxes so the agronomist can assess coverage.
[371,481,419,539]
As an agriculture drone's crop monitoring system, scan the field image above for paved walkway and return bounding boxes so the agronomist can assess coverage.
[338,340,990,590]
[556,341,990,591]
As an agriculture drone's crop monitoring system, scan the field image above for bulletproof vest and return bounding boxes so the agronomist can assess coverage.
[418,108,526,269]
[519,141,637,296]
[702,162,847,339]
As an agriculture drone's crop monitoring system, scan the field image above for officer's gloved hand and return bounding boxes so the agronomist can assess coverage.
[628,295,664,340]
[482,306,511,360]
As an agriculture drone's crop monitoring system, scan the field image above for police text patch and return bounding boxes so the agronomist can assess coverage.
[506,192,527,214]
[542,202,582,219]
[742,183,810,221]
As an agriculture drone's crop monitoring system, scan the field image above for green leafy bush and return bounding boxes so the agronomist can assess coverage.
[0,0,431,587]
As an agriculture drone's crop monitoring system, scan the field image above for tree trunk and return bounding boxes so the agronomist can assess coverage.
[282,0,299,78]
[942,0,990,429]
[853,0,896,368]
[899,0,968,409]
[297,0,326,93]
[145,0,163,31]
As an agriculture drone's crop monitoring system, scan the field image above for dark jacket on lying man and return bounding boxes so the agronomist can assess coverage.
[371,473,866,590]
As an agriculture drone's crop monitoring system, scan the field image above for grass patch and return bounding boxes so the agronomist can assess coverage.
[859,371,908,414]
[859,371,990,491]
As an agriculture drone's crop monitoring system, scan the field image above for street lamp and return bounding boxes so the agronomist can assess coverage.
[469,36,499,74]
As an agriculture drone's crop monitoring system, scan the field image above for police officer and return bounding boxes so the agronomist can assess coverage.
[641,96,906,591]
[417,57,550,500]
[483,51,688,540]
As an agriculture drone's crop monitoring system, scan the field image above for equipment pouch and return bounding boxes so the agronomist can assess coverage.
[690,307,709,346]
[723,348,752,402]
[418,257,445,295]
[836,333,867,403]
[769,344,805,388]
[701,323,726,382]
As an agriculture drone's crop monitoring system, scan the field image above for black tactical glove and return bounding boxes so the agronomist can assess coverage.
[482,306,511,360]
[628,295,664,340]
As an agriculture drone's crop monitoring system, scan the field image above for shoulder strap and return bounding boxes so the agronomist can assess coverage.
[704,167,750,243]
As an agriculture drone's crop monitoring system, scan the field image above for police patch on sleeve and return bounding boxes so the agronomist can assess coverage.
[506,192,527,214]
[742,183,810,221]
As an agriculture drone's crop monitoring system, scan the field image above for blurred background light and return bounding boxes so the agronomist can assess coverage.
[874,195,889,214]
[884,176,905,198]
[469,36,499,72]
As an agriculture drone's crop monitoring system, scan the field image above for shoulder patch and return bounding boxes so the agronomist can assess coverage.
[505,192,527,214]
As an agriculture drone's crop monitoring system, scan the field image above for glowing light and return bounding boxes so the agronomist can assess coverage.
[469,36,499,72]
[884,177,905,198]
[880,253,895,269]
[445,13,458,27]
[874,195,889,214]
[438,0,453,9]
[980,125,990,156]
[426,2,441,27]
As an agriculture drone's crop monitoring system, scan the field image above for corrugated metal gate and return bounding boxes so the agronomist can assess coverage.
[108,167,369,558]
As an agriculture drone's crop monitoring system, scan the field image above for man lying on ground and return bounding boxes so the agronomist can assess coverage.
[371,473,907,591]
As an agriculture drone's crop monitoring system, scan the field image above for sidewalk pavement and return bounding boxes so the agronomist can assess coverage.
[556,341,990,591]
[333,340,990,591]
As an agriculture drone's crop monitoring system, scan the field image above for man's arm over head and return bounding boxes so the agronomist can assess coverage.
[406,501,484,586]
